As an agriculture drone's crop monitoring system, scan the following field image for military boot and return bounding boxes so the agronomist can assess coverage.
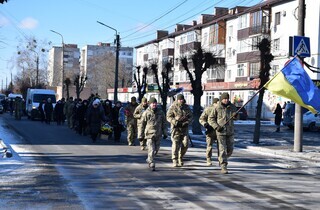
[149,162,155,171]
[172,160,178,167]
[221,164,228,174]
[178,158,184,167]
[206,158,212,166]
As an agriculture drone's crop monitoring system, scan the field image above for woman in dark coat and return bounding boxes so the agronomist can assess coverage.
[274,103,283,132]
[44,98,54,124]
[86,99,106,142]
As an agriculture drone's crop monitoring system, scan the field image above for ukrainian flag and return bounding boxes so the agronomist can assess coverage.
[264,57,320,113]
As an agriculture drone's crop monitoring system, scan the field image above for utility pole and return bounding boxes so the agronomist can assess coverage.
[294,0,305,152]
[97,21,120,103]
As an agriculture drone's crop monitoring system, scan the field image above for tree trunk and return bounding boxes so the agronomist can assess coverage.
[253,88,265,144]
[192,92,203,135]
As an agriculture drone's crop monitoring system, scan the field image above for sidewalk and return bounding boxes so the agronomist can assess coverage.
[189,122,320,164]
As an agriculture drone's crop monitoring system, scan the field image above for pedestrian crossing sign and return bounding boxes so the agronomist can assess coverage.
[291,36,311,57]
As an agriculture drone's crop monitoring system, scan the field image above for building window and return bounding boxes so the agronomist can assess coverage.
[237,64,245,77]
[252,36,261,51]
[239,14,248,29]
[206,92,215,107]
[227,69,232,79]
[207,68,217,79]
[271,65,279,77]
[203,32,208,46]
[238,40,247,53]
[250,62,260,77]
[228,25,233,42]
[227,48,232,58]
[273,38,280,51]
[275,12,281,25]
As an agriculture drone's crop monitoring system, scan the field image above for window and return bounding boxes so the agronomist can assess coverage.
[227,69,232,80]
[275,12,281,25]
[273,38,280,51]
[203,32,208,46]
[206,92,215,107]
[207,68,218,79]
[227,48,232,58]
[228,25,233,42]
[250,62,260,77]
[251,11,262,27]
[238,40,247,53]
[239,14,248,29]
[271,65,279,77]
[237,64,245,77]
[252,36,261,51]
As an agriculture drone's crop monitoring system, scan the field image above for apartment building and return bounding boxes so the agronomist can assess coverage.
[80,42,133,99]
[135,0,320,119]
[47,44,80,99]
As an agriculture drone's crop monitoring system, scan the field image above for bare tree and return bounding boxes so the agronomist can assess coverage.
[133,66,148,102]
[74,73,87,100]
[253,38,274,144]
[64,78,71,99]
[150,62,172,114]
[180,47,216,135]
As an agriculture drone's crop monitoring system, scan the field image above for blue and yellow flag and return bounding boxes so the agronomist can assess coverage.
[264,57,320,113]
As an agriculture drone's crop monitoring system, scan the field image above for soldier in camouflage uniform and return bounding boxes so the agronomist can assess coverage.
[124,96,139,146]
[199,98,219,166]
[133,97,148,150]
[208,92,237,174]
[141,97,167,171]
[166,94,193,167]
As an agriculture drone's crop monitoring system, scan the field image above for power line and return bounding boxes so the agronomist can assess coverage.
[121,0,189,40]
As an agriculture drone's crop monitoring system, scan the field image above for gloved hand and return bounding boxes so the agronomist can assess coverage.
[181,122,189,127]
[163,135,168,139]
[175,121,183,128]
[216,125,224,132]
[204,123,209,128]
[205,125,214,134]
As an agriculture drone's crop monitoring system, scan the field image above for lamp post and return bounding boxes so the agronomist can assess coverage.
[29,49,39,86]
[50,30,65,98]
[97,21,120,103]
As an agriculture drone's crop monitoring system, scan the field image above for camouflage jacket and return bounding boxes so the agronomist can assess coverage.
[141,106,167,139]
[166,101,193,135]
[133,103,148,126]
[208,102,237,136]
[199,104,216,136]
[124,102,138,124]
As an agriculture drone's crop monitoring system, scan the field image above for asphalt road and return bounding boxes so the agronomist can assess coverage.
[1,114,319,209]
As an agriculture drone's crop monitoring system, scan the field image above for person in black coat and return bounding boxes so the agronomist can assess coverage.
[54,100,64,125]
[111,101,123,142]
[44,98,54,124]
[274,103,283,132]
[86,99,106,142]
[38,99,46,123]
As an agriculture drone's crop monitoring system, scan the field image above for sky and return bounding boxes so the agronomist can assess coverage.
[0,0,263,88]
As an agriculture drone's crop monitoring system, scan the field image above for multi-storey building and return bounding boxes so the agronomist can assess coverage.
[47,44,80,99]
[80,42,133,99]
[135,0,320,119]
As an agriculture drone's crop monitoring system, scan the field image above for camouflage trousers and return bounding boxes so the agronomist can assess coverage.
[171,133,189,161]
[146,137,161,164]
[206,133,217,159]
[127,122,137,145]
[216,134,234,165]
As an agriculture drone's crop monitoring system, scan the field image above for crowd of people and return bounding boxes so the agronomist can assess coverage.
[4,92,239,174]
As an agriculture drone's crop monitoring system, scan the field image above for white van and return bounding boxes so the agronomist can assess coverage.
[26,89,57,120]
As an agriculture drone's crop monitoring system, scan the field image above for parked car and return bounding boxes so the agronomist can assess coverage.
[302,111,320,131]
[236,106,248,120]
[282,102,308,129]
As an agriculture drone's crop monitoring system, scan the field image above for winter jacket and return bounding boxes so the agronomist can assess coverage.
[141,106,167,140]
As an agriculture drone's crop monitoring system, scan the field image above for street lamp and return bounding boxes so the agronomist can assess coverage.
[97,21,120,103]
[50,30,65,98]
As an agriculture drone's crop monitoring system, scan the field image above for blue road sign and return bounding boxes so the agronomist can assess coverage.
[293,36,310,57]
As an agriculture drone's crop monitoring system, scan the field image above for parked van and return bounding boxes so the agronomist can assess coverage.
[26,89,57,120]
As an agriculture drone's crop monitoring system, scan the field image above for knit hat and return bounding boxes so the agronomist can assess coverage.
[149,97,157,103]
[213,98,219,103]
[220,92,229,100]
[131,96,137,102]
[176,94,184,100]
[93,98,100,105]
[141,97,147,103]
